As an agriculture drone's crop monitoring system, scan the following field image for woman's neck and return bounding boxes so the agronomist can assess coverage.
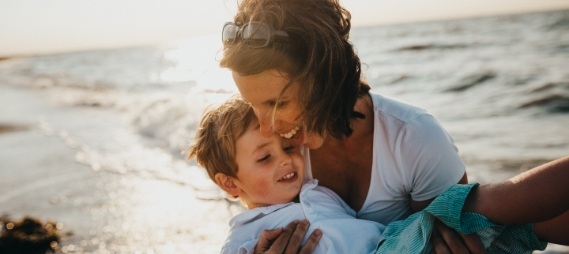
[309,94,374,211]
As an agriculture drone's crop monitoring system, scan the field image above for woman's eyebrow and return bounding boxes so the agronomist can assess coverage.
[262,95,289,105]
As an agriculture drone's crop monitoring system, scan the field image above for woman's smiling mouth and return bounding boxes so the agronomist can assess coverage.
[280,126,300,139]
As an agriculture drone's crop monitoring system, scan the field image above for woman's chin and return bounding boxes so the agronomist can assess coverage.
[287,127,304,146]
[301,132,326,149]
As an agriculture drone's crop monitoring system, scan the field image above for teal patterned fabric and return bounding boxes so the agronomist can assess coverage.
[376,183,547,254]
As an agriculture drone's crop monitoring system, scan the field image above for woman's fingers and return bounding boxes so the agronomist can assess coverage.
[432,220,487,254]
[433,220,469,254]
[299,228,322,254]
[459,233,486,254]
[254,220,321,254]
[265,221,300,254]
[254,227,285,254]
[431,223,451,254]
[284,220,310,254]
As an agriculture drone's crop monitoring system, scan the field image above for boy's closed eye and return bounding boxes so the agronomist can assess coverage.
[256,146,297,163]
[257,154,270,163]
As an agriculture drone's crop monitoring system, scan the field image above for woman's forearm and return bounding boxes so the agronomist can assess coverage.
[463,156,569,225]
[533,209,569,244]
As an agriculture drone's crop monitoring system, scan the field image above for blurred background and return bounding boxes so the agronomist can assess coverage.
[1,0,568,253]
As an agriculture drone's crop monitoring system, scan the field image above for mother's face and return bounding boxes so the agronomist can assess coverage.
[232,69,302,139]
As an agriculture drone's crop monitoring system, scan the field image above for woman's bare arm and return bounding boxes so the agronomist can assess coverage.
[431,156,569,251]
[463,155,569,224]
[463,156,569,244]
[533,210,569,245]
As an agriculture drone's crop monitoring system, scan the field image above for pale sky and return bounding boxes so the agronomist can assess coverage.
[1,0,569,57]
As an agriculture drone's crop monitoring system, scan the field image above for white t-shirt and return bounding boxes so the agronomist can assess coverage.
[221,180,385,254]
[305,92,465,225]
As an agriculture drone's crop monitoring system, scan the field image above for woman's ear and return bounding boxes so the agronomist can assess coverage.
[214,173,240,197]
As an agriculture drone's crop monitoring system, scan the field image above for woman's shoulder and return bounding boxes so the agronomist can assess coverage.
[367,92,450,146]
[368,92,431,124]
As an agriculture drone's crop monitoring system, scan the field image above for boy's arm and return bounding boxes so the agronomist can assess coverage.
[463,156,569,243]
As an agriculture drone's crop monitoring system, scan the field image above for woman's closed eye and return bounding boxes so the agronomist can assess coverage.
[284,145,298,153]
[268,100,287,108]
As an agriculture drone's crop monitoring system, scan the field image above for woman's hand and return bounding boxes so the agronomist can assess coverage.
[254,220,322,254]
[430,220,486,254]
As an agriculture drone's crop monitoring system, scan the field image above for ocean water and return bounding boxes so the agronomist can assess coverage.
[1,9,568,253]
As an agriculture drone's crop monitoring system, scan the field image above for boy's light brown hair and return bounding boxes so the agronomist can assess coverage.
[185,96,257,181]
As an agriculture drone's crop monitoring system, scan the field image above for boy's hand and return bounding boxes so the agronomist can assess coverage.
[254,220,322,254]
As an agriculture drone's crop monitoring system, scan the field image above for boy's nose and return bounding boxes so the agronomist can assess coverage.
[279,154,292,167]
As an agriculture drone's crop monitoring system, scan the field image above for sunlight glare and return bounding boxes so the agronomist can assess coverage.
[159,35,234,92]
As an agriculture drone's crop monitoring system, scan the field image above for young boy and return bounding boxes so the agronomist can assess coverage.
[186,96,569,254]
[186,96,385,254]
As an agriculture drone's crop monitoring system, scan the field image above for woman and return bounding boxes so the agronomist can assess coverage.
[220,0,472,252]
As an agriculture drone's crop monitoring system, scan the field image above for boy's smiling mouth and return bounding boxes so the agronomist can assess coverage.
[277,172,297,182]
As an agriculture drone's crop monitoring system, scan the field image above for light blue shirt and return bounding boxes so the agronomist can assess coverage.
[221,180,385,254]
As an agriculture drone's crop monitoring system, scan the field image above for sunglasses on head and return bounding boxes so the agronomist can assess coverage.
[222,21,289,48]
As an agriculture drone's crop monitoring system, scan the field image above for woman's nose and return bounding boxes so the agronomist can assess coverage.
[259,121,274,137]
[255,110,274,137]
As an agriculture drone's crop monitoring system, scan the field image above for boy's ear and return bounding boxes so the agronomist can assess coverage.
[214,173,240,197]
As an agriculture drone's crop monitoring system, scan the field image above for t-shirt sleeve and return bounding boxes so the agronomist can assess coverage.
[398,114,466,201]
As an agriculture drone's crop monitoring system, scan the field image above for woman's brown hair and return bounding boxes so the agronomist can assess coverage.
[220,0,370,138]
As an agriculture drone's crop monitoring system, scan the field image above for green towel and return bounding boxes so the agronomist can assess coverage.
[376,183,547,254]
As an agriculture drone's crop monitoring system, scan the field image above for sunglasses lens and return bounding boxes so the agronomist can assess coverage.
[242,23,270,47]
[222,23,239,44]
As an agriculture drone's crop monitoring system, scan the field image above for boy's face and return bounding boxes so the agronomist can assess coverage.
[233,124,304,209]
